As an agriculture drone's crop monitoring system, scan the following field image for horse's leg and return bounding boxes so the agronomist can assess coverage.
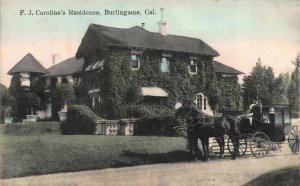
[200,137,207,161]
[205,137,210,161]
[195,137,202,161]
[220,136,225,158]
[216,136,225,158]
[230,135,238,160]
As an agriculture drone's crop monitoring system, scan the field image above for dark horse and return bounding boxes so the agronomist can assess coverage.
[187,105,240,161]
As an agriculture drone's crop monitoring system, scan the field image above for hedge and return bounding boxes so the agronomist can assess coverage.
[134,116,181,136]
[60,105,100,134]
[125,104,175,118]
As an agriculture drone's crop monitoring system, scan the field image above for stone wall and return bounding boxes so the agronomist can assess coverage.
[96,118,136,136]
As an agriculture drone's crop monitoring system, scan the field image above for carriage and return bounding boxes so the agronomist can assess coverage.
[186,102,299,159]
[225,103,299,158]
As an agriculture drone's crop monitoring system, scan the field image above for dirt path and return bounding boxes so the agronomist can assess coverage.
[1,145,299,186]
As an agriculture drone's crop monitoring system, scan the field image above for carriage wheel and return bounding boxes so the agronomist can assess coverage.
[227,135,247,157]
[250,132,271,158]
[288,126,300,154]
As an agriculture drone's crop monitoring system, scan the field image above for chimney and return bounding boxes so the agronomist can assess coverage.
[52,54,60,65]
[158,8,167,35]
[142,22,145,28]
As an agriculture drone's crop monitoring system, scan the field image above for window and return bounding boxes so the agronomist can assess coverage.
[189,59,197,74]
[283,108,291,124]
[274,108,285,125]
[131,54,140,70]
[195,93,207,110]
[161,57,170,73]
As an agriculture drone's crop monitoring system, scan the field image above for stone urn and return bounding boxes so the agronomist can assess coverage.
[4,117,13,124]
[26,115,38,122]
[58,111,67,122]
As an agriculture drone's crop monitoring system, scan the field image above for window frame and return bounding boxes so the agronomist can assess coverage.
[161,54,171,73]
[189,58,198,75]
[195,92,207,111]
[131,53,141,70]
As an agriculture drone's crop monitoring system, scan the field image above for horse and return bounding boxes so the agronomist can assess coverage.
[187,105,240,161]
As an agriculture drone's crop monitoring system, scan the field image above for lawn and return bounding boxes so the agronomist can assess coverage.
[0,123,189,179]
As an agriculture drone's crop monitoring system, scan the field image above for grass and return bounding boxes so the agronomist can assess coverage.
[0,123,189,179]
[0,122,60,135]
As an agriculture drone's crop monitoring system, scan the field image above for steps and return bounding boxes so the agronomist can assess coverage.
[210,136,284,157]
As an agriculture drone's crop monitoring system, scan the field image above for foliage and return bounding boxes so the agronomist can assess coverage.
[0,84,16,121]
[51,83,76,120]
[134,116,181,136]
[288,55,299,113]
[82,47,240,119]
[22,92,41,115]
[274,73,290,97]
[125,104,175,118]
[52,83,75,105]
[214,75,243,111]
[73,82,89,104]
[242,59,277,109]
[0,84,15,108]
[8,74,46,119]
[60,105,99,134]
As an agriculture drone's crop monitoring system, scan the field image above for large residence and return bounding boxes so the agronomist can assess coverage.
[8,17,243,120]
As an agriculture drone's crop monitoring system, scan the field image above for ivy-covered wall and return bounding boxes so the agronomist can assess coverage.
[80,46,242,119]
[215,74,243,112]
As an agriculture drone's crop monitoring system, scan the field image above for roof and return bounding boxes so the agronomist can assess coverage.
[77,24,220,57]
[8,53,47,75]
[45,57,84,76]
[214,61,244,75]
[141,87,168,97]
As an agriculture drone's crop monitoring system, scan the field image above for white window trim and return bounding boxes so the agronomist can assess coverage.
[161,56,171,73]
[189,59,198,75]
[131,54,140,71]
[195,92,207,111]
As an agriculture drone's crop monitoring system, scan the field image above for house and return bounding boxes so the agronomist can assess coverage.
[7,18,243,120]
[73,19,243,119]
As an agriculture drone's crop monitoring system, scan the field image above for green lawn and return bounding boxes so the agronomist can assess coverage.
[0,123,189,179]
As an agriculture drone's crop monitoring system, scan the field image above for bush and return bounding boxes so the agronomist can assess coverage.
[134,116,181,136]
[125,104,175,118]
[60,105,100,134]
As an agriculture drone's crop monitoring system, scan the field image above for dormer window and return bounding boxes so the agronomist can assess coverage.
[189,59,197,74]
[161,54,171,73]
[131,54,140,70]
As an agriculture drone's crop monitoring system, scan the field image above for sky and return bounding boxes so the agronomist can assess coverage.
[0,0,299,87]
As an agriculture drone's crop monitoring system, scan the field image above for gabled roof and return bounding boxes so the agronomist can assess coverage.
[76,24,220,57]
[8,53,47,75]
[45,57,84,76]
[214,61,243,75]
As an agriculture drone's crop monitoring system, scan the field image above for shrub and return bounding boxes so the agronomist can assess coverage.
[134,116,180,136]
[60,105,100,134]
[125,104,175,118]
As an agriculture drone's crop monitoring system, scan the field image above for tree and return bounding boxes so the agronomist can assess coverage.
[0,83,16,122]
[242,59,276,109]
[22,92,41,115]
[273,73,290,104]
[288,55,300,115]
